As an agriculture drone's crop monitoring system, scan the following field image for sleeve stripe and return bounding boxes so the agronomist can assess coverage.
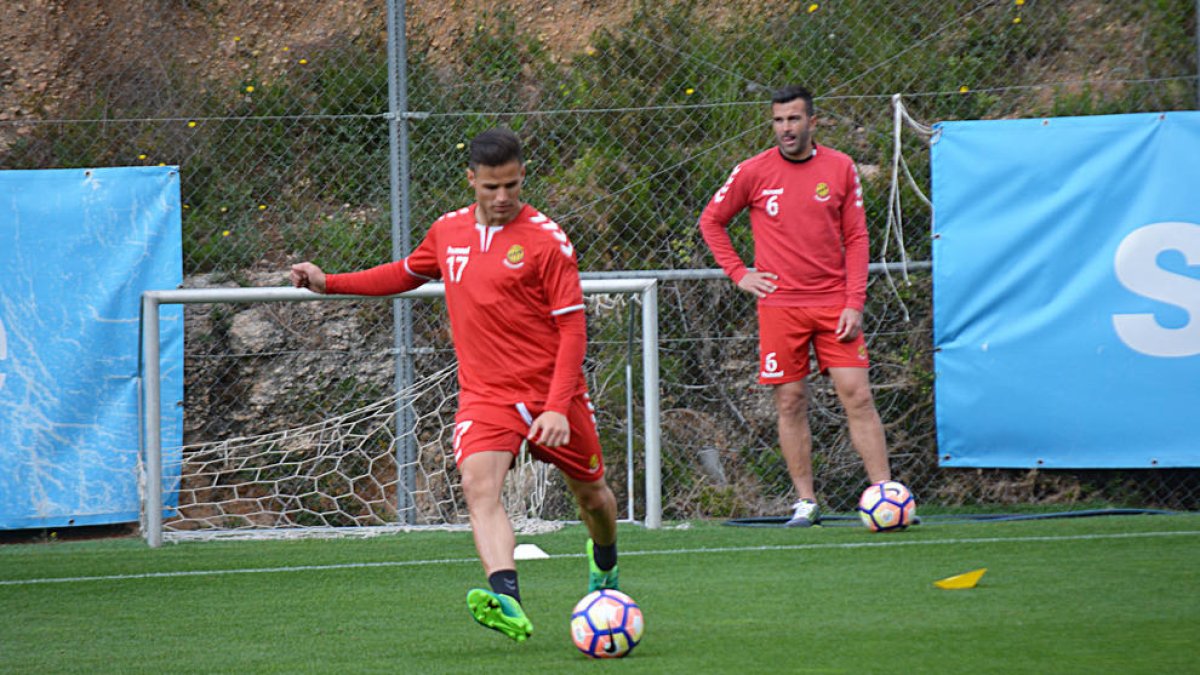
[550,303,586,316]
[403,259,437,281]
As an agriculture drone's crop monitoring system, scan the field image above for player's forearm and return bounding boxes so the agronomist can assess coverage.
[544,309,587,413]
[843,263,868,311]
[326,260,427,296]
[842,212,869,311]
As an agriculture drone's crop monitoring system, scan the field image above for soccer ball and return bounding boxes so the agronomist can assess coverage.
[858,480,916,532]
[570,589,644,658]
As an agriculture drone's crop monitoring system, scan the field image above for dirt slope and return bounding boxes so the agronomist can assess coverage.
[0,1,641,121]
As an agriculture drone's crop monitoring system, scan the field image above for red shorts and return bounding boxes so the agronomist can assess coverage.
[453,392,605,482]
[757,305,869,384]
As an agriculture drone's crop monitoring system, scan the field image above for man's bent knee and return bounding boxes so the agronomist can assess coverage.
[571,478,615,513]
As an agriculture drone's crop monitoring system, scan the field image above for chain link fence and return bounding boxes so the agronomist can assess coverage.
[3,0,1198,526]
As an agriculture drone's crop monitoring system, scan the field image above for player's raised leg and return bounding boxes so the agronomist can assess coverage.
[462,451,517,576]
[462,450,533,642]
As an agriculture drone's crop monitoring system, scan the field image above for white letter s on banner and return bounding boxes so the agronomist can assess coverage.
[1112,221,1200,357]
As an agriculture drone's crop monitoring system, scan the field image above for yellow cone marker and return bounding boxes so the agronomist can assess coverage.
[934,568,987,590]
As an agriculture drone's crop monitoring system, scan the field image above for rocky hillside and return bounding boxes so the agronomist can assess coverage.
[1,0,779,154]
[0,0,643,122]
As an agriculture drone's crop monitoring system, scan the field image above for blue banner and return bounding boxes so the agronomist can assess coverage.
[0,167,183,528]
[932,111,1200,468]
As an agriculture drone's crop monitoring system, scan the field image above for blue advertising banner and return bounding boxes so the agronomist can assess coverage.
[0,166,183,528]
[932,111,1200,468]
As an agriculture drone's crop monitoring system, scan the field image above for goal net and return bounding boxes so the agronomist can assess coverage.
[139,279,660,546]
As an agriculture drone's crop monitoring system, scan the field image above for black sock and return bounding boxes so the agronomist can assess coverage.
[489,569,520,603]
[593,541,618,572]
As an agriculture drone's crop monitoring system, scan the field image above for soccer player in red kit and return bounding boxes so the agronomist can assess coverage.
[699,85,892,527]
[290,128,619,643]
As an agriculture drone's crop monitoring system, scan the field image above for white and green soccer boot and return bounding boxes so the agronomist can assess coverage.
[786,499,821,527]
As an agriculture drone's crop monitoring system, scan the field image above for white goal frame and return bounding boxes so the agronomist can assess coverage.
[139,279,661,547]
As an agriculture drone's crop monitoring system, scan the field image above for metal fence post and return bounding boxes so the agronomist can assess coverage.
[386,0,416,523]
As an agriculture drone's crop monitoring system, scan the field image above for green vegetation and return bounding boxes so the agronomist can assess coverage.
[4,1,1193,276]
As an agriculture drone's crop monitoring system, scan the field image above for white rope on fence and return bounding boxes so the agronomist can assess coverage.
[879,94,937,323]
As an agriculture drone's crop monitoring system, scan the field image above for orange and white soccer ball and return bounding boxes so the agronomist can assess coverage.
[570,589,644,658]
[858,480,916,532]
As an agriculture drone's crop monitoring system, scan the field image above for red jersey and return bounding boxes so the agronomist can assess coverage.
[699,144,869,311]
[325,203,587,412]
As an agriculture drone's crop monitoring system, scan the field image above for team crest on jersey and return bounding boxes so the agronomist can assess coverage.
[504,244,526,269]
[857,344,868,360]
[588,454,600,472]
[814,182,831,202]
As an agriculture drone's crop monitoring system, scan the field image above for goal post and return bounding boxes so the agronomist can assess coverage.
[138,279,660,547]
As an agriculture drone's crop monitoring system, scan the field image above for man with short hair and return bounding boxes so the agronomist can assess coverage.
[291,128,620,643]
[698,85,892,527]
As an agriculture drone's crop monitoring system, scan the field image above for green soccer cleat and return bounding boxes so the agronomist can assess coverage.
[466,588,533,643]
[587,538,620,592]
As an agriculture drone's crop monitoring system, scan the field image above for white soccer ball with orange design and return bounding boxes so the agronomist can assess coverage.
[858,480,916,532]
[570,589,644,658]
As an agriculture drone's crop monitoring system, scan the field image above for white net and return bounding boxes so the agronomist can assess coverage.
[140,280,659,545]
[162,363,563,541]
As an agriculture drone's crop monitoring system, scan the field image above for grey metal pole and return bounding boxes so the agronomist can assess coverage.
[579,261,928,282]
[641,282,662,529]
[140,294,163,548]
[146,282,653,306]
[624,298,635,522]
[386,0,417,524]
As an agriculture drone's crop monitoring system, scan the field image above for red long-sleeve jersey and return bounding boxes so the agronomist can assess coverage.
[699,144,869,311]
[325,203,587,414]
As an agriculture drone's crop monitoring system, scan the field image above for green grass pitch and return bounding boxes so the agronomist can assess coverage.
[2,514,1197,673]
